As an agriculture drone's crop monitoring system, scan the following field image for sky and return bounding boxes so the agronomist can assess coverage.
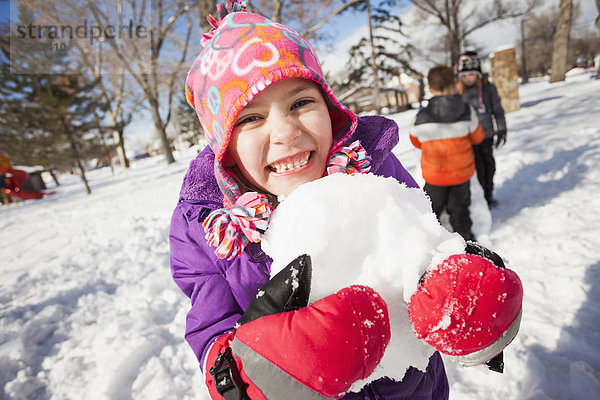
[1,67,599,400]
[0,0,8,21]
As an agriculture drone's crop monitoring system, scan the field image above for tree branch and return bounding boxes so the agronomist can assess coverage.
[301,0,363,37]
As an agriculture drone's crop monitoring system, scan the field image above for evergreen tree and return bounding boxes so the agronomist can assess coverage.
[0,9,66,178]
[0,7,108,194]
[27,74,107,194]
[344,3,416,92]
[175,93,204,147]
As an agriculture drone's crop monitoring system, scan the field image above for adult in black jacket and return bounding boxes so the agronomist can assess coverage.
[457,51,506,208]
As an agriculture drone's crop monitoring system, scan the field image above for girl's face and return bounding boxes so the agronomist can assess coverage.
[228,78,333,197]
[460,72,479,87]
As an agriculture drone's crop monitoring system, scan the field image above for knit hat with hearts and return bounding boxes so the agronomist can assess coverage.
[185,1,371,260]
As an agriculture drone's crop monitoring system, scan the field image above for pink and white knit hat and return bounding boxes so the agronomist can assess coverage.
[186,1,371,259]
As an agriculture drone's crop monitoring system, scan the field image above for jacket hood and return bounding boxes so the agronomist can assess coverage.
[419,94,470,124]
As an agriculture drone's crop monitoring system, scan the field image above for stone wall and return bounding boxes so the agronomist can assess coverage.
[490,48,521,113]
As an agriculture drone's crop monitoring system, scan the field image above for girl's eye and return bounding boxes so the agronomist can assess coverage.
[291,99,312,110]
[235,115,261,126]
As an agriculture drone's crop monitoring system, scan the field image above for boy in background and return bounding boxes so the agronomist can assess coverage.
[409,65,484,241]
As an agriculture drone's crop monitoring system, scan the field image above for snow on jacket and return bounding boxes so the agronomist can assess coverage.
[170,115,449,399]
[409,94,485,186]
[462,80,506,138]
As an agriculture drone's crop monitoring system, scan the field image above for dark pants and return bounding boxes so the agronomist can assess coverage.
[473,137,496,204]
[424,181,475,241]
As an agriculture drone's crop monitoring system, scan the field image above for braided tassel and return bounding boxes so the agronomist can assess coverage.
[478,84,486,114]
[203,192,272,260]
[201,1,247,46]
[217,0,246,19]
[327,140,372,175]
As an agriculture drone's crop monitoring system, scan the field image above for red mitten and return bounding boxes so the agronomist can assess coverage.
[408,244,523,369]
[206,254,390,400]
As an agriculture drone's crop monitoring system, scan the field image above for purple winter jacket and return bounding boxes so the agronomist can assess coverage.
[169,115,449,400]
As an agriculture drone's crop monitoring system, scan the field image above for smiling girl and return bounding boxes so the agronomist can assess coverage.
[169,3,441,398]
[170,2,522,400]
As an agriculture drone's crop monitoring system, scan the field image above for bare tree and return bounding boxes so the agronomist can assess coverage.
[196,0,216,30]
[16,0,206,165]
[519,10,555,77]
[569,28,600,68]
[595,0,600,79]
[366,0,380,113]
[518,2,594,79]
[84,0,200,164]
[596,0,600,30]
[410,0,539,65]
[76,2,143,170]
[247,0,364,40]
[519,12,529,83]
[69,38,138,170]
[549,0,573,83]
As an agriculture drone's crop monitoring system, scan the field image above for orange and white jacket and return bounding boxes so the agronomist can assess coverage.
[409,94,484,186]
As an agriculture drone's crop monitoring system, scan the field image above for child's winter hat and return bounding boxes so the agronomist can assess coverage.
[186,1,370,259]
[456,51,482,76]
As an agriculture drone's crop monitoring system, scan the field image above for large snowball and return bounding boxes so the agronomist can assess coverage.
[261,173,465,387]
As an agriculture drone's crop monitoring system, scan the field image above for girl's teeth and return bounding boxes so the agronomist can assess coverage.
[272,155,309,173]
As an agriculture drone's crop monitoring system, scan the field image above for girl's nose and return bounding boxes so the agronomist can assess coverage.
[269,116,302,145]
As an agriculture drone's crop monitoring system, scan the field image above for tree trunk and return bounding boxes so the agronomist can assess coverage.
[366,0,380,114]
[596,0,600,30]
[69,138,91,195]
[49,169,60,186]
[113,129,130,169]
[63,117,92,194]
[449,30,461,67]
[99,133,115,175]
[595,0,600,79]
[449,0,461,66]
[106,105,130,169]
[197,0,214,30]
[272,0,283,23]
[149,97,175,164]
[550,0,573,83]
[75,158,92,195]
[520,15,529,83]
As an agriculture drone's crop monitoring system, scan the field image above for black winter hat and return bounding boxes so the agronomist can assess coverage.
[457,51,481,75]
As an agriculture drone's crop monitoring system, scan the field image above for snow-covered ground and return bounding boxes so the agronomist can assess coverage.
[1,69,599,400]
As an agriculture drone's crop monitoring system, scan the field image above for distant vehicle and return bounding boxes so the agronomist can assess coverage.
[132,152,151,160]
